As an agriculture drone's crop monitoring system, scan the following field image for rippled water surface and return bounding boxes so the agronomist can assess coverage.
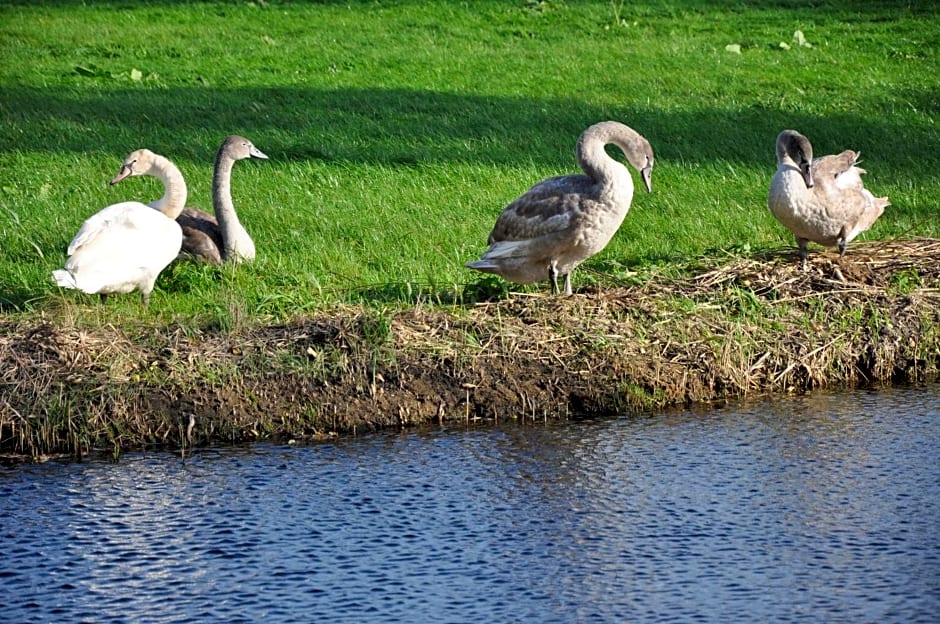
[3,385,939,623]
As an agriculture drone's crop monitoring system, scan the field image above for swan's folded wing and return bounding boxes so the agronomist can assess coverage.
[177,207,218,228]
[179,226,223,264]
[67,202,152,254]
[487,175,594,243]
[64,220,175,292]
[177,207,224,264]
[64,205,182,293]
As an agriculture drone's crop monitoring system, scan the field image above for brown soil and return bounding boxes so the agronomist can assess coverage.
[2,238,939,460]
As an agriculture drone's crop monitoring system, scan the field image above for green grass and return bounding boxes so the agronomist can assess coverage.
[1,0,937,322]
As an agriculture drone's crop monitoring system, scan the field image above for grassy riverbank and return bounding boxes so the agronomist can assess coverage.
[3,240,939,460]
[1,1,939,458]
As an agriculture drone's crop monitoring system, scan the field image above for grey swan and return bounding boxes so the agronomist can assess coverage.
[465,121,654,295]
[768,129,889,270]
[175,135,268,265]
[52,149,186,305]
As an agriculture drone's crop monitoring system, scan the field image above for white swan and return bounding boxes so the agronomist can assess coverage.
[52,149,186,305]
[173,135,268,265]
[768,129,889,270]
[465,121,654,295]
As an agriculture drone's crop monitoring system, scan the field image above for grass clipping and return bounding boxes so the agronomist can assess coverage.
[3,239,940,459]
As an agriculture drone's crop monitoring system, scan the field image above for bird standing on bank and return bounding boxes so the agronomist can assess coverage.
[465,121,654,295]
[768,129,889,270]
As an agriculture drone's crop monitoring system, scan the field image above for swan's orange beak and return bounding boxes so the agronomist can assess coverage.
[110,164,133,186]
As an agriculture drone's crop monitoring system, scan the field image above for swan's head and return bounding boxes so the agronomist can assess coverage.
[776,130,814,189]
[627,143,654,193]
[221,135,269,162]
[110,148,158,185]
[613,128,653,193]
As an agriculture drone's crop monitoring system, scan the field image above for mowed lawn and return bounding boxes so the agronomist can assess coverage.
[1,0,937,321]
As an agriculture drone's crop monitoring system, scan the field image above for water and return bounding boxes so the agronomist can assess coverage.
[2,385,939,623]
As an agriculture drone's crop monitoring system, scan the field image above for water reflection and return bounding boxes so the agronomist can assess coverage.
[2,385,938,623]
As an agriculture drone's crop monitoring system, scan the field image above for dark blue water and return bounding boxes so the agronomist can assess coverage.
[2,385,939,623]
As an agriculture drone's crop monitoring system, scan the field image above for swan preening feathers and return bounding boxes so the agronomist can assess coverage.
[52,149,186,305]
[465,121,654,295]
[768,129,889,270]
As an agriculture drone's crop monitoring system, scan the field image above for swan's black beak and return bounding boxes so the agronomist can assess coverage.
[110,164,133,185]
[800,162,814,189]
[640,164,653,193]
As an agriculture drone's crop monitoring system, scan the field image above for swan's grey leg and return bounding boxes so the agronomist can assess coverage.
[549,261,560,294]
[837,225,849,257]
[797,238,809,271]
[563,272,573,296]
[99,293,108,304]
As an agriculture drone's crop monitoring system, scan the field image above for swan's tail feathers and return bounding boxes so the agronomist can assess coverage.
[465,259,500,273]
[475,239,536,260]
[466,240,537,273]
[864,192,890,221]
[869,195,890,225]
[52,269,78,290]
[848,194,891,242]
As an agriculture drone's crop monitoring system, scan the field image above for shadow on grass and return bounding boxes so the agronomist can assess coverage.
[0,290,41,313]
[323,278,510,307]
[2,85,938,181]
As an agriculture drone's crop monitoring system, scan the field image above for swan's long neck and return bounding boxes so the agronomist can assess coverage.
[576,121,644,191]
[148,155,187,219]
[212,148,249,261]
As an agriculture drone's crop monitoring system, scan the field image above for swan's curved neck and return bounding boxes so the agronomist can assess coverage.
[147,155,187,219]
[212,148,249,260]
[778,143,802,169]
[576,122,639,188]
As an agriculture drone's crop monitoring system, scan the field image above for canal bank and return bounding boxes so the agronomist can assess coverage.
[2,239,939,460]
